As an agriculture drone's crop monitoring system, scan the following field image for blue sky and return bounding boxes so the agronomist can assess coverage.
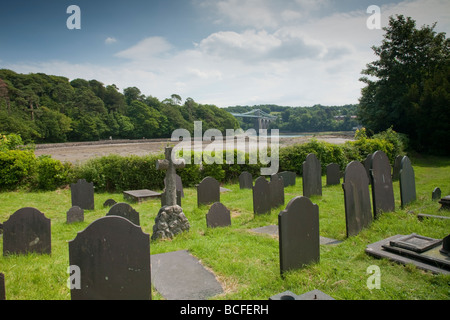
[1,0,449,107]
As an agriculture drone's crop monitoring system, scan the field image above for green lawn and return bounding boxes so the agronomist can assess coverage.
[0,155,449,300]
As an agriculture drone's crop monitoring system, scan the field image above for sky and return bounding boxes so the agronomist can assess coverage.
[0,0,449,108]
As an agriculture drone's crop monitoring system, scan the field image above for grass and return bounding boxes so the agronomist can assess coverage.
[0,155,449,300]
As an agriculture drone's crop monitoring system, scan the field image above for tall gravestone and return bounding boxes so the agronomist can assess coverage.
[106,202,140,226]
[253,176,271,215]
[363,153,372,179]
[342,161,372,237]
[3,207,51,256]
[326,163,341,186]
[71,179,95,210]
[269,173,285,209]
[370,151,395,218]
[197,177,220,207]
[399,156,416,208]
[68,216,151,300]
[302,153,322,198]
[392,155,403,181]
[206,202,231,228]
[239,171,253,189]
[278,196,320,276]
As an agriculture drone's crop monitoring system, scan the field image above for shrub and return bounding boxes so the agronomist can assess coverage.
[0,150,37,190]
[35,155,73,190]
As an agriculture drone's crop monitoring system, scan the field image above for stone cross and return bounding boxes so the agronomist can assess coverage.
[156,147,185,207]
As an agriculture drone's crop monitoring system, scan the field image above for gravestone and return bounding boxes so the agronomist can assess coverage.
[439,196,450,210]
[164,174,184,198]
[66,206,84,224]
[432,187,441,201]
[278,171,296,187]
[3,207,51,256]
[326,163,341,186]
[103,199,117,208]
[0,273,5,300]
[106,202,140,226]
[302,153,322,198]
[161,190,182,207]
[363,153,372,179]
[392,155,403,181]
[206,202,231,228]
[399,156,416,208]
[269,173,285,209]
[370,151,395,218]
[239,171,253,189]
[342,161,372,237]
[70,179,94,210]
[68,216,151,300]
[278,196,320,275]
[197,177,220,207]
[253,176,271,215]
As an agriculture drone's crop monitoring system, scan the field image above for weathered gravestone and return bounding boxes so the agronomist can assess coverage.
[302,153,322,198]
[363,153,372,179]
[66,206,84,224]
[164,174,184,198]
[253,176,271,215]
[206,202,231,228]
[71,179,94,210]
[0,273,5,300]
[392,155,403,181]
[326,163,341,186]
[106,202,140,226]
[370,151,395,218]
[278,171,296,187]
[342,161,372,237]
[161,190,182,207]
[103,199,117,208]
[197,177,220,207]
[269,173,285,209]
[432,187,442,201]
[399,156,416,208]
[239,171,253,189]
[3,207,51,256]
[68,216,151,300]
[278,196,320,276]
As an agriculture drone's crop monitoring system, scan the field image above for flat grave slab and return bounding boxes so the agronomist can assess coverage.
[151,250,223,300]
[249,225,342,245]
[123,189,161,203]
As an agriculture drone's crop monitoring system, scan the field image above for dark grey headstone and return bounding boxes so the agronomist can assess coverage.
[103,199,117,208]
[439,196,450,210]
[239,171,253,189]
[278,171,296,187]
[164,174,184,197]
[70,179,95,210]
[302,153,322,197]
[206,202,231,228]
[253,176,271,215]
[106,202,140,226]
[68,216,151,300]
[3,207,51,256]
[363,153,372,179]
[326,163,341,186]
[399,156,416,208]
[66,206,84,224]
[342,161,372,237]
[370,151,395,218]
[392,155,403,181]
[0,273,5,300]
[269,173,285,209]
[278,196,320,275]
[432,187,441,201]
[197,177,220,206]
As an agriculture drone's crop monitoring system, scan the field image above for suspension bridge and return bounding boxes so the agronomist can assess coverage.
[229,109,278,131]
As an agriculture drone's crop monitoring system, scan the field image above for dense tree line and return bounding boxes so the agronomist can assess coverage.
[0,69,239,143]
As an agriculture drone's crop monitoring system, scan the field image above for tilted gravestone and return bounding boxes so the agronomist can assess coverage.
[239,171,253,189]
[363,153,372,179]
[68,216,151,300]
[253,176,271,215]
[3,207,51,256]
[326,163,341,186]
[278,171,296,187]
[106,202,140,226]
[342,161,372,237]
[432,187,442,201]
[269,173,285,209]
[399,156,416,208]
[392,155,403,181]
[370,151,395,218]
[302,153,322,198]
[71,179,95,210]
[278,196,320,276]
[66,206,84,224]
[206,202,231,228]
[197,177,220,207]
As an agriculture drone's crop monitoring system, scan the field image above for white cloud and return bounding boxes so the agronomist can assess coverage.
[115,37,173,61]
[105,37,117,44]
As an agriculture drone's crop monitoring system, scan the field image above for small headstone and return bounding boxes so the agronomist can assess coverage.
[68,216,151,300]
[399,156,416,208]
[253,176,271,215]
[70,179,95,210]
[278,196,320,275]
[106,202,140,226]
[278,171,296,187]
[3,207,51,256]
[152,205,190,240]
[326,163,341,186]
[206,202,231,228]
[66,206,84,224]
[370,151,395,218]
[197,177,220,207]
[432,187,441,201]
[342,161,372,237]
[0,273,5,300]
[269,173,285,209]
[103,199,117,208]
[239,171,253,189]
[392,155,403,181]
[302,153,322,198]
[439,196,450,210]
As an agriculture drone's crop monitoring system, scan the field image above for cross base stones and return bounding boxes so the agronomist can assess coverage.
[151,205,190,240]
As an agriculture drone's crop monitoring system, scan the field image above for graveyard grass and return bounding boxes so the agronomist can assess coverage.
[0,155,449,300]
